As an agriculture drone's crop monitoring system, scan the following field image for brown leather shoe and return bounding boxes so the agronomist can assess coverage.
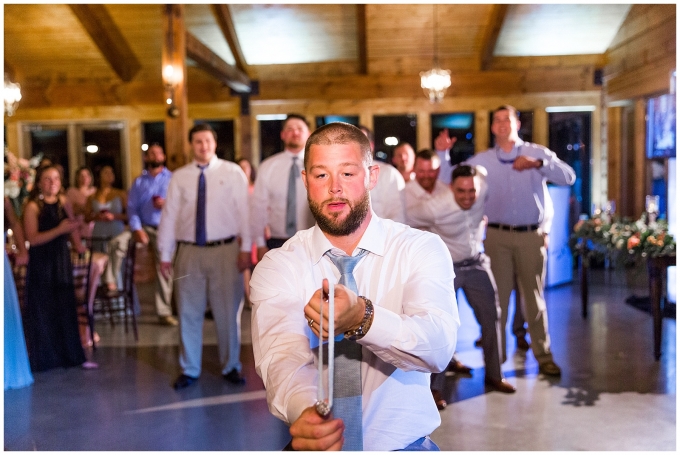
[431,389,447,410]
[484,377,516,394]
[538,360,562,377]
[516,336,530,351]
[447,360,473,375]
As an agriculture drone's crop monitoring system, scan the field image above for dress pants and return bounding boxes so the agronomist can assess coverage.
[484,228,554,364]
[431,254,503,390]
[175,241,244,377]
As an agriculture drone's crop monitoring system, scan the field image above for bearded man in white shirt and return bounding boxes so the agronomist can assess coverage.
[405,152,516,404]
[250,122,459,451]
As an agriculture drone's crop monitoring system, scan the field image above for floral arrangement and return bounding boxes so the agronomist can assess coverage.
[572,212,676,262]
[4,148,42,214]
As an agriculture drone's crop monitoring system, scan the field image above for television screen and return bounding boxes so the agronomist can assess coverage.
[646,94,676,159]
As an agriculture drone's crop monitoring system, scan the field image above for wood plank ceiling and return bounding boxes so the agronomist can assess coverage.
[4,4,633,109]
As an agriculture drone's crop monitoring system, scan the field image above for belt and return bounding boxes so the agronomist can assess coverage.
[454,253,482,268]
[179,236,235,247]
[488,222,539,232]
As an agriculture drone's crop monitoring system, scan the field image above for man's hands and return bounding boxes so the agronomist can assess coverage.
[289,406,344,451]
[133,229,149,245]
[512,155,543,171]
[434,128,457,152]
[237,251,251,273]
[304,279,365,339]
[160,261,172,280]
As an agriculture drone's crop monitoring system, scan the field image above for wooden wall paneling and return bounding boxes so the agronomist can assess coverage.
[607,106,622,213]
[633,98,647,217]
[162,4,189,171]
[416,111,430,152]
[620,105,636,216]
[608,4,675,51]
[533,108,548,147]
[128,119,143,183]
[5,123,21,160]
[474,110,489,153]
[479,5,509,70]
[605,54,676,102]
[250,115,260,167]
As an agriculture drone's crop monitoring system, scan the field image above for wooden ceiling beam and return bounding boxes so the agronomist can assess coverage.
[210,4,250,76]
[68,4,141,82]
[479,4,509,70]
[185,32,251,93]
[356,5,368,75]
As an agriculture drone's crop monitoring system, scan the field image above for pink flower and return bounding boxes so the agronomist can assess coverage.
[627,235,641,250]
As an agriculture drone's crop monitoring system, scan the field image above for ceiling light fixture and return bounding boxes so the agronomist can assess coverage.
[420,5,451,103]
[4,74,22,117]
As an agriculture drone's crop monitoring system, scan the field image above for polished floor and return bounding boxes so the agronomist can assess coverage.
[4,265,676,451]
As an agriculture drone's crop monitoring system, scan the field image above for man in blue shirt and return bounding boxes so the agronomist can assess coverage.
[109,143,177,326]
[466,105,575,377]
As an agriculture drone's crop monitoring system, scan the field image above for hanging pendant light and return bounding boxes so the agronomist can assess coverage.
[4,74,22,117]
[420,5,451,103]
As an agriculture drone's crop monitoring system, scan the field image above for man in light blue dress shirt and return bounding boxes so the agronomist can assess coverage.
[466,105,575,377]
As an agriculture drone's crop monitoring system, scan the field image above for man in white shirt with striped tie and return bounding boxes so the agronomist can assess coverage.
[251,114,315,260]
[250,122,459,451]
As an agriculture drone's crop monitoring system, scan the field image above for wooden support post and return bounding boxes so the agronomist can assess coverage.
[162,4,189,171]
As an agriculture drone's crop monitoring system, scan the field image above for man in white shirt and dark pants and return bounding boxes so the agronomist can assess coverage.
[250,122,459,451]
[252,114,315,260]
[405,152,515,406]
[158,123,252,389]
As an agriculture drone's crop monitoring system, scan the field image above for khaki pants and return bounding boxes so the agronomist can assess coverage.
[484,228,554,364]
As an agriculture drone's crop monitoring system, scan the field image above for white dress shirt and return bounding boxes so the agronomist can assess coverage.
[370,161,405,223]
[250,214,459,451]
[405,167,487,263]
[251,150,315,246]
[157,155,251,261]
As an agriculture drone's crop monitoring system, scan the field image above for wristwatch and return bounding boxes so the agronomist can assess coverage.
[344,297,374,341]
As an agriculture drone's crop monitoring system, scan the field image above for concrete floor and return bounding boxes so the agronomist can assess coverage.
[4,266,676,451]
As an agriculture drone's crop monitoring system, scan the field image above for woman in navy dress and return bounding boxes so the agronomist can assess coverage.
[22,166,97,372]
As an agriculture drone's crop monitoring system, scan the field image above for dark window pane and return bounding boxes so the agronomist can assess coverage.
[315,115,359,128]
[142,122,165,150]
[83,128,123,190]
[431,112,475,165]
[373,114,417,163]
[259,119,284,162]
[29,128,70,186]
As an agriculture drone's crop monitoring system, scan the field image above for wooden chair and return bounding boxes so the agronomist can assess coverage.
[92,236,138,341]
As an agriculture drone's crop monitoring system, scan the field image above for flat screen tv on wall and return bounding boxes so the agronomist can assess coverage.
[646,93,676,159]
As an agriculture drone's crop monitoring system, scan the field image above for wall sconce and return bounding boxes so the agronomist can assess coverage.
[162,64,181,118]
[4,73,22,117]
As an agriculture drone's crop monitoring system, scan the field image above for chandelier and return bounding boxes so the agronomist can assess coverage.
[420,5,451,103]
[4,74,22,117]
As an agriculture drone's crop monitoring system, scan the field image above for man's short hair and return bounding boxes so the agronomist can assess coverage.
[450,164,477,183]
[188,123,217,143]
[304,122,372,169]
[393,141,413,152]
[283,113,310,130]
[492,105,519,121]
[415,149,438,162]
[358,125,374,143]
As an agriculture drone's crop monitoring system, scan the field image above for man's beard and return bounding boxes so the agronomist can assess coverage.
[146,160,163,169]
[308,190,370,237]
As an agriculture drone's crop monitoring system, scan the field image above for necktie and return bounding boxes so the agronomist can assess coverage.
[325,249,368,451]
[285,156,299,237]
[195,165,207,246]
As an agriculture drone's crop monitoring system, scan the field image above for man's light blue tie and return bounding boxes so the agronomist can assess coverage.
[195,165,207,246]
[285,156,299,238]
[325,249,368,451]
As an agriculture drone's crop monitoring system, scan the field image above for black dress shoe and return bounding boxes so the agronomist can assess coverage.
[224,368,246,385]
[447,360,473,376]
[173,374,198,390]
[538,360,562,377]
[431,389,447,411]
[474,337,482,348]
[484,377,516,394]
[516,336,531,351]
